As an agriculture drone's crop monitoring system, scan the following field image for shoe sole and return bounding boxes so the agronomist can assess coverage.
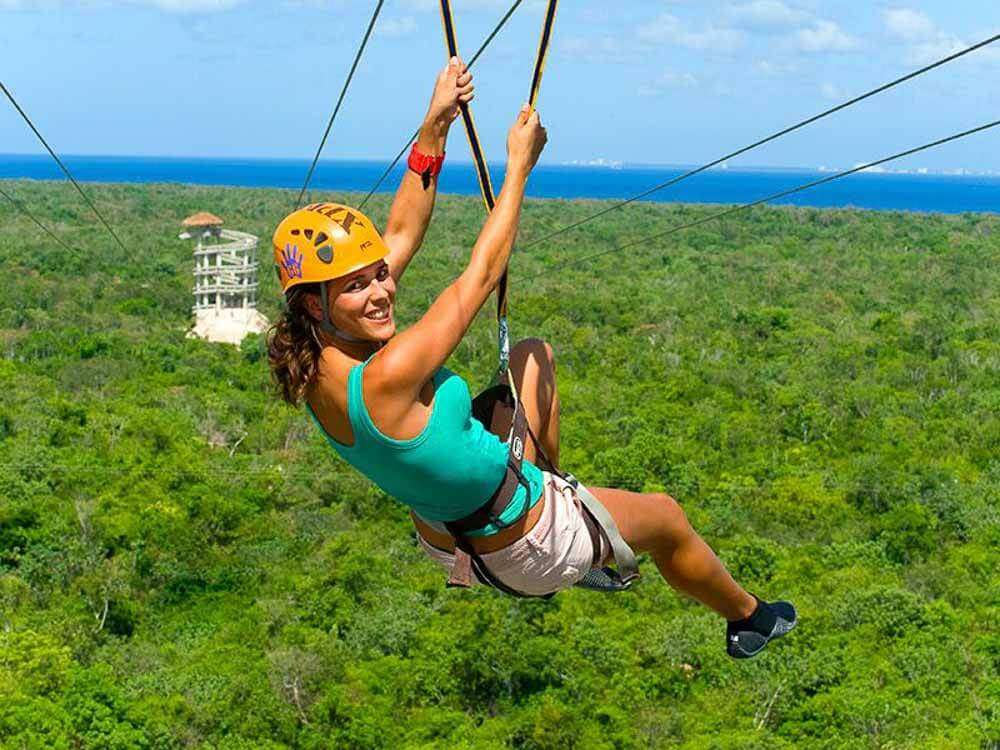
[728,615,798,659]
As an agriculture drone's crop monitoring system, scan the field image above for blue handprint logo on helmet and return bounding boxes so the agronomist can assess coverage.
[280,243,304,280]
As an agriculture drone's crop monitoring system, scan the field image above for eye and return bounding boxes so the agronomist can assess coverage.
[376,265,390,281]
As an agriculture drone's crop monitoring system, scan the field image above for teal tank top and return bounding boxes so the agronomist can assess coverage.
[306,360,544,537]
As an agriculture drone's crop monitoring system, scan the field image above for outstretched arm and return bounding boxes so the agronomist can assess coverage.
[371,106,548,407]
[382,57,474,283]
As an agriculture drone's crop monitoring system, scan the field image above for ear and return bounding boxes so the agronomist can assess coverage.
[302,288,325,322]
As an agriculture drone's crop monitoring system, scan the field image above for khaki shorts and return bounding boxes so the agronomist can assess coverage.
[417,471,608,597]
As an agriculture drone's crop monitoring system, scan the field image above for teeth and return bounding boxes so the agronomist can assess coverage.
[367,309,389,320]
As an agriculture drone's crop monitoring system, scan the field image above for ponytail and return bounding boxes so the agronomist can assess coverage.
[266,285,324,406]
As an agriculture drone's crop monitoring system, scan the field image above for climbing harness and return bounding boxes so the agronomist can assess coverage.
[437,0,558,376]
[415,371,639,598]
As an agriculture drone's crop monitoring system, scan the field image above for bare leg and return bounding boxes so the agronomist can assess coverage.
[504,339,754,621]
[591,486,757,621]
[503,338,560,468]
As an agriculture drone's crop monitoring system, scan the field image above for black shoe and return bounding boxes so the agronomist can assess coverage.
[726,598,797,659]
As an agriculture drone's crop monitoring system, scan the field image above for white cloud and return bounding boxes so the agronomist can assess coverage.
[754,58,797,75]
[883,8,936,42]
[792,20,859,53]
[560,36,635,65]
[638,69,700,96]
[820,82,841,100]
[378,15,418,38]
[727,0,808,32]
[637,13,744,53]
[0,0,248,11]
[881,8,1000,66]
[400,0,522,11]
[148,0,242,10]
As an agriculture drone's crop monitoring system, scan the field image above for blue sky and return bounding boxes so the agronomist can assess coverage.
[2,0,999,170]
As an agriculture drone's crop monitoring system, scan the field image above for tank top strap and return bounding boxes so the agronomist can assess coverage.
[345,360,371,437]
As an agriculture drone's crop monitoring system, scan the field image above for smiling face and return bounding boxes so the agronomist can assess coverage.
[321,259,397,343]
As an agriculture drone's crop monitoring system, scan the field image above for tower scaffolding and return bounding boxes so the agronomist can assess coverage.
[181,212,269,345]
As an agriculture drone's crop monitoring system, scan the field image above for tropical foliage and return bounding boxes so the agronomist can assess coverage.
[1,179,998,748]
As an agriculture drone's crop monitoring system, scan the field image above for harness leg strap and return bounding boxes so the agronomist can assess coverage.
[567,475,640,584]
[446,546,475,588]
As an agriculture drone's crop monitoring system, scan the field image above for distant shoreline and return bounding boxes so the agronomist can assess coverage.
[3,154,999,214]
[3,153,997,178]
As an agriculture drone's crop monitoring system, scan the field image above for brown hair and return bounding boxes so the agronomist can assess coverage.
[266,285,324,406]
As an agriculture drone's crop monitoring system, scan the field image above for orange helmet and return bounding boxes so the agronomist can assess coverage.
[272,202,389,294]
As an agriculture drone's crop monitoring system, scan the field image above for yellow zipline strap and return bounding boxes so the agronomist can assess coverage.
[438,0,559,374]
[439,0,497,214]
[528,0,559,110]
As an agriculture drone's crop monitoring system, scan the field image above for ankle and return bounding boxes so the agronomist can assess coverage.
[729,593,759,622]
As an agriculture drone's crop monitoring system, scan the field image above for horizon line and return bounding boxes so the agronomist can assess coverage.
[1,151,997,178]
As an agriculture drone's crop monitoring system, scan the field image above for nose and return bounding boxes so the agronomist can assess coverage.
[369,277,390,302]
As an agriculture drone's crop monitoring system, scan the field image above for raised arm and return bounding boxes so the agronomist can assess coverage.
[382,57,474,284]
[371,105,547,401]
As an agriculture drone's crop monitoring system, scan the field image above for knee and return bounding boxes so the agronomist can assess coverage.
[512,337,556,370]
[650,493,692,539]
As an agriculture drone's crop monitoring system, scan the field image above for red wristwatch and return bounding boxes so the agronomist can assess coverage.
[408,144,445,179]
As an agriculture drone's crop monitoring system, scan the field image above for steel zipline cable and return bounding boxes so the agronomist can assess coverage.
[1,80,127,251]
[294,0,386,209]
[0,183,77,253]
[551,118,1000,270]
[357,0,526,210]
[522,32,1000,251]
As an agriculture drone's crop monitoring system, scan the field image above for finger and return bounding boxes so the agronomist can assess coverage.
[457,82,474,96]
[450,55,460,69]
[459,92,475,103]
[457,71,472,86]
[529,110,541,126]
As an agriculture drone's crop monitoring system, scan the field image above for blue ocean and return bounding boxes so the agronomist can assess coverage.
[1,153,998,214]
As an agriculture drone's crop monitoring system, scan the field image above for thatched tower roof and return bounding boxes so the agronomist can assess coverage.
[182,211,224,228]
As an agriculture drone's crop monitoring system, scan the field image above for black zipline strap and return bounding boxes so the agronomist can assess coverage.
[524,31,1000,251]
[555,119,1000,270]
[0,184,77,253]
[1,81,126,252]
[357,0,525,211]
[294,0,385,209]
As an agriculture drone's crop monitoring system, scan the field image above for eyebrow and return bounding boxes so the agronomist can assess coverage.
[344,262,387,285]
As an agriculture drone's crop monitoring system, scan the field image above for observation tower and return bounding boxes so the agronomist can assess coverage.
[181,211,269,345]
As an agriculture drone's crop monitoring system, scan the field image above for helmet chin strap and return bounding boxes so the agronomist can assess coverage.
[318,282,380,346]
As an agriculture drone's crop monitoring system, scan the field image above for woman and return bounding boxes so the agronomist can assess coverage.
[267,58,796,659]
